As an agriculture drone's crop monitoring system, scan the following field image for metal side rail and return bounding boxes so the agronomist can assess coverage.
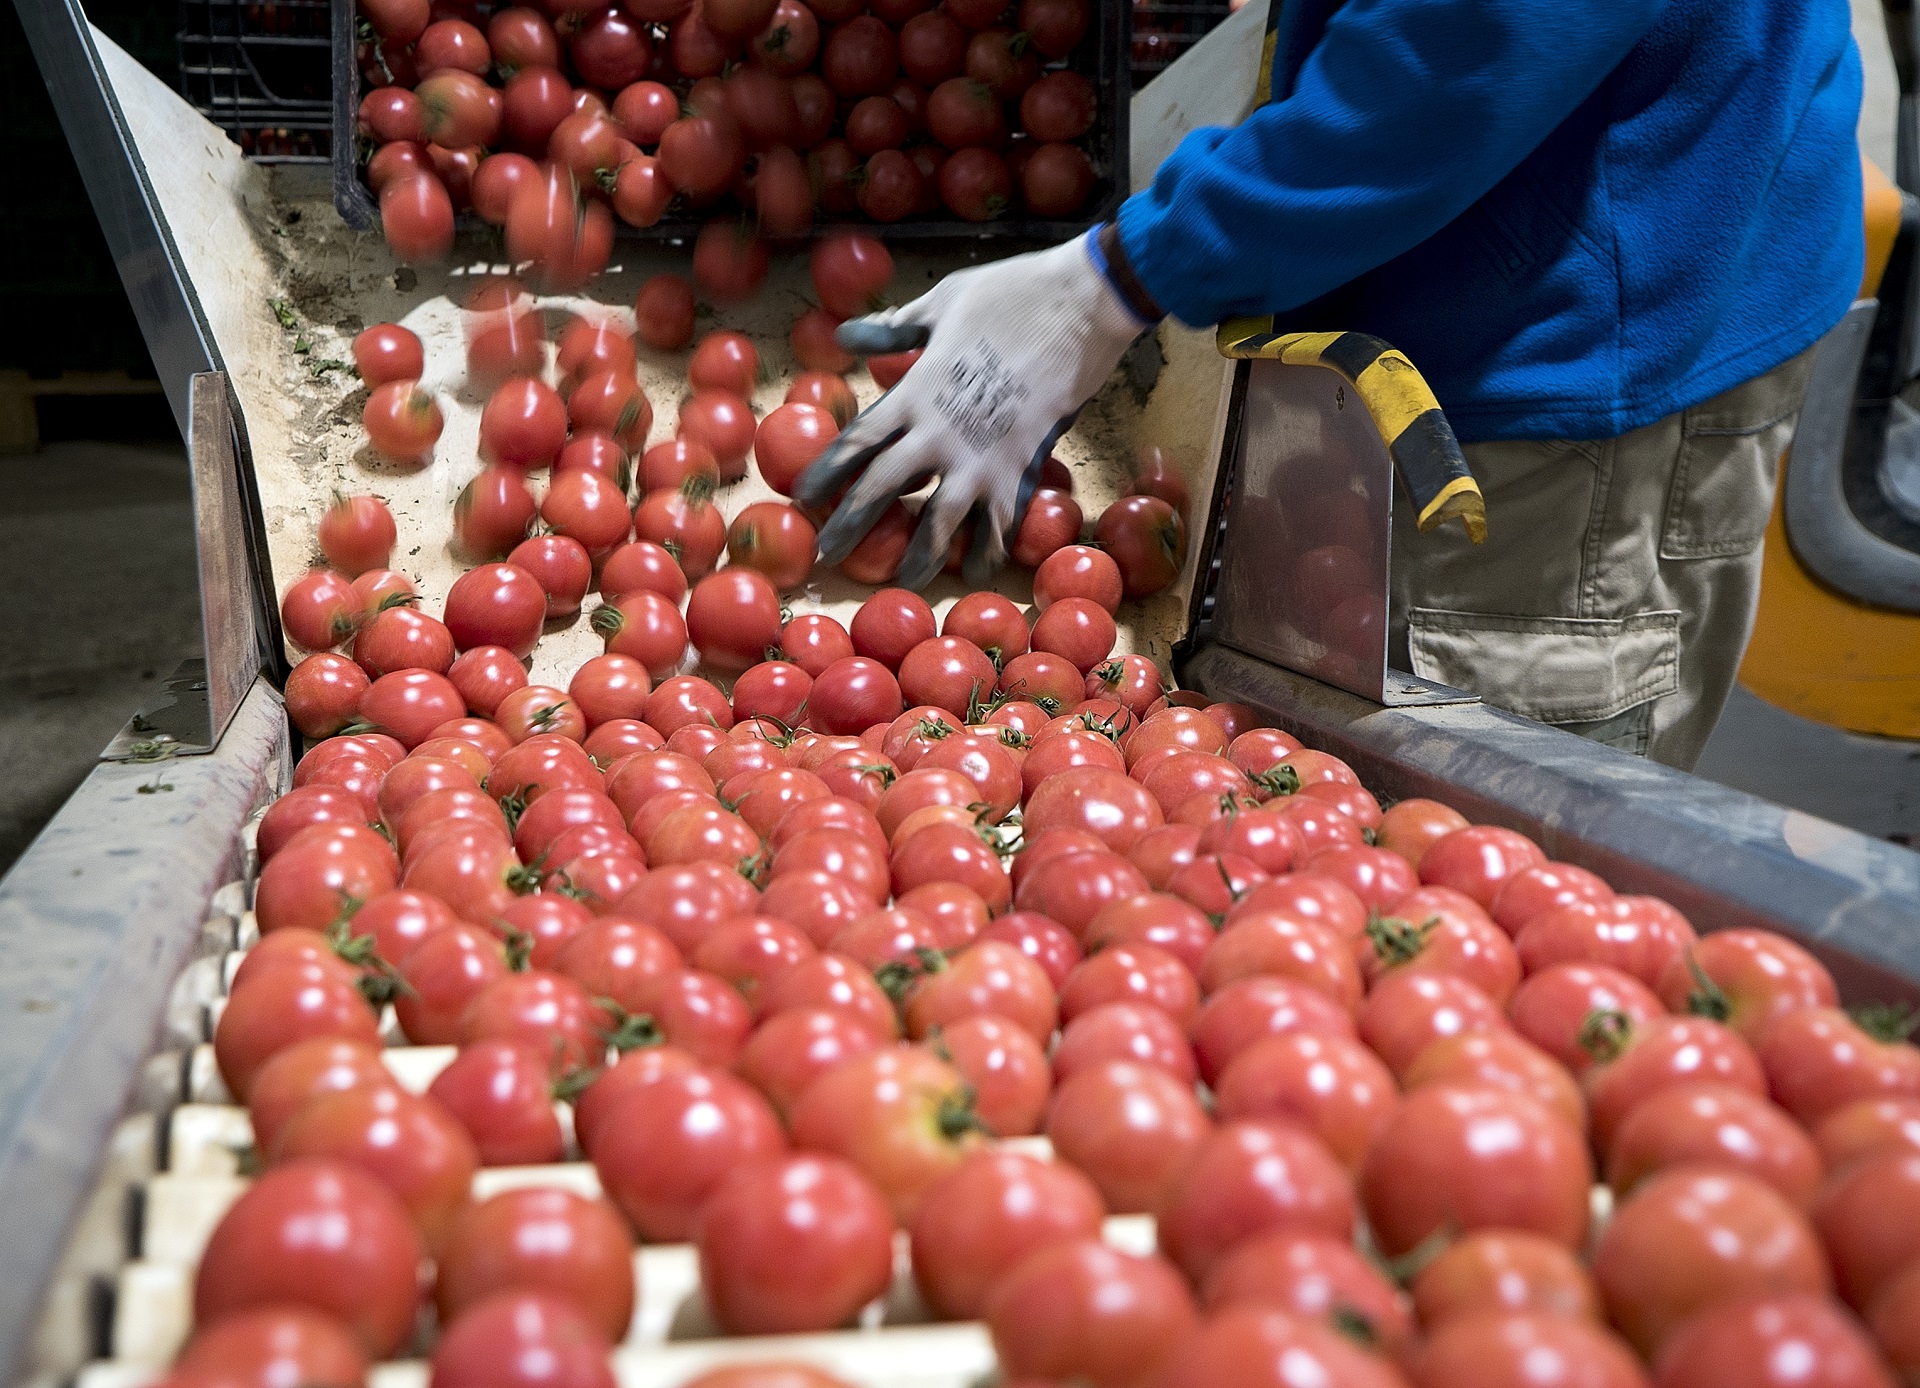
[0,679,289,1384]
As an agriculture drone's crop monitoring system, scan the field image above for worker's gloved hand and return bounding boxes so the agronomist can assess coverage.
[795,231,1158,590]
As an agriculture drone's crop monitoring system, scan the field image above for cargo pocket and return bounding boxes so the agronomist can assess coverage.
[1406,607,1682,727]
[1659,404,1799,561]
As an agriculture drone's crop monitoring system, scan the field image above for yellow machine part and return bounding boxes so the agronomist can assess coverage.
[1738,159,1920,738]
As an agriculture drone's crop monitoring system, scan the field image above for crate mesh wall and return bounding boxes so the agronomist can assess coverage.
[178,0,330,162]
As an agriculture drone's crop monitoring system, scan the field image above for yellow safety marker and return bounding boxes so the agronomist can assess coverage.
[1217,319,1488,543]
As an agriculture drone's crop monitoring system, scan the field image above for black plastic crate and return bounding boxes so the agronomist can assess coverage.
[179,0,331,164]
[1132,0,1234,89]
[332,0,1130,242]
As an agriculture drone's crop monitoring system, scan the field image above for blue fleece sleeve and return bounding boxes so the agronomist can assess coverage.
[1117,0,1665,328]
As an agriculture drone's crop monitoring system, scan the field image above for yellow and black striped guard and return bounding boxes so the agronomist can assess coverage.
[1216,321,1488,544]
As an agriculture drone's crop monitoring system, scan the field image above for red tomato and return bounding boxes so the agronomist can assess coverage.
[810,231,894,318]
[1045,1060,1211,1214]
[1030,597,1117,674]
[1230,872,1370,942]
[698,1154,895,1334]
[1411,1228,1601,1327]
[909,1150,1105,1321]
[1654,929,1838,1044]
[1213,1031,1401,1173]
[194,1159,423,1358]
[394,923,511,1044]
[1513,895,1700,988]
[1653,1292,1898,1388]
[1812,1096,1920,1169]
[758,951,901,1041]
[1870,1259,1920,1384]
[351,322,423,385]
[1023,768,1165,855]
[255,823,400,935]
[1202,1233,1413,1357]
[1200,911,1361,1014]
[1192,975,1358,1089]
[1418,825,1546,906]
[425,1038,565,1168]
[1360,1085,1592,1257]
[1034,544,1124,613]
[435,1188,633,1344]
[1060,941,1197,1031]
[1361,884,1521,1003]
[173,1305,369,1386]
[1506,962,1666,1076]
[1583,1014,1766,1153]
[939,1013,1052,1137]
[1814,1149,1920,1310]
[281,569,357,652]
[634,273,697,350]
[1157,1120,1355,1284]
[1488,860,1613,936]
[633,480,729,579]
[727,502,818,591]
[1371,796,1469,870]
[685,569,783,672]
[735,1007,882,1120]
[754,402,840,496]
[1096,494,1187,597]
[788,1044,984,1220]
[1402,1028,1585,1133]
[1595,1166,1830,1355]
[985,1239,1197,1388]
[1409,1312,1648,1388]
[590,1066,787,1240]
[244,1038,393,1160]
[428,1293,614,1388]
[215,965,382,1103]
[809,657,905,735]
[1607,1081,1821,1209]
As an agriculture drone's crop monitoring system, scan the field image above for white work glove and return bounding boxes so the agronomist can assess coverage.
[796,231,1157,590]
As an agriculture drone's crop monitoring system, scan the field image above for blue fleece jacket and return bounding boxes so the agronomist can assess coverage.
[1115,0,1866,443]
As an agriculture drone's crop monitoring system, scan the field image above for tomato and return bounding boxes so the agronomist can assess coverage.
[173,1305,369,1386]
[732,1008,877,1122]
[1507,962,1666,1076]
[599,543,688,609]
[1157,1119,1355,1285]
[1605,1080,1820,1213]
[1202,1234,1412,1358]
[1190,973,1354,1086]
[1814,1149,1920,1310]
[1487,860,1613,936]
[489,736,601,802]
[1091,495,1184,598]
[1019,0,1087,52]
[378,171,455,264]
[1020,68,1097,141]
[788,1044,983,1220]
[1024,767,1165,857]
[1595,1166,1830,1355]
[284,654,372,739]
[1419,825,1547,907]
[587,592,688,680]
[257,785,372,864]
[195,1159,423,1358]
[591,1066,787,1240]
[693,1153,895,1338]
[1412,1228,1600,1328]
[724,502,817,592]
[784,372,858,431]
[1365,798,1464,871]
[428,1292,614,1388]
[1870,1260,1920,1383]
[280,569,357,653]
[1079,894,1208,978]
[985,1239,1198,1388]
[245,1039,392,1161]
[1029,598,1116,675]
[1812,1096,1920,1169]
[1656,1292,1898,1388]
[686,331,760,400]
[1030,546,1121,618]
[1044,1059,1211,1213]
[1361,1085,1592,1258]
[841,590,930,672]
[256,823,398,935]
[1409,1312,1647,1388]
[810,232,893,318]
[351,322,423,386]
[1362,885,1520,1003]
[1514,896,1699,987]
[452,466,535,562]
[504,534,590,619]
[315,494,395,580]
[272,1084,477,1253]
[680,569,780,674]
[748,399,840,495]
[507,165,613,292]
[1655,929,1838,1044]
[1583,1014,1766,1153]
[1213,1032,1399,1175]
[433,1188,633,1349]
[1403,1029,1585,1135]
[395,924,511,1044]
[422,1039,563,1169]
[1048,1004,1191,1093]
[634,273,697,350]
[758,952,900,1042]
[458,968,608,1079]
[404,827,539,925]
[865,349,922,391]
[750,0,818,73]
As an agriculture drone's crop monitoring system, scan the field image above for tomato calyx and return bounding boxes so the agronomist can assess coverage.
[915,715,956,744]
[854,761,897,788]
[1377,1222,1457,1284]
[597,1000,666,1053]
[1364,913,1439,968]
[936,1085,989,1141]
[324,913,414,1006]
[736,851,772,887]
[1678,949,1733,1023]
[1249,764,1302,799]
[1577,1007,1636,1064]
[1848,1000,1920,1043]
[1329,1303,1385,1350]
[527,699,575,734]
[546,870,592,903]
[965,685,1013,722]
[495,786,531,834]
[500,927,536,971]
[994,727,1032,751]
[874,946,949,1003]
[587,604,627,642]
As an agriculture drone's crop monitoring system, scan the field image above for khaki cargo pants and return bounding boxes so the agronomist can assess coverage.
[1388,349,1818,770]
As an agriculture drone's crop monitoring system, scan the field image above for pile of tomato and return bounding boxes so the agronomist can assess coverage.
[178,596,1920,1388]
[361,0,1110,270]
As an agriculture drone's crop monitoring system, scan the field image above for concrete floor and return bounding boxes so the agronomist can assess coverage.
[0,442,202,872]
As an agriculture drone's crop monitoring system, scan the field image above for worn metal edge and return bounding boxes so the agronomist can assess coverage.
[1183,640,1920,1004]
[0,678,289,1382]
